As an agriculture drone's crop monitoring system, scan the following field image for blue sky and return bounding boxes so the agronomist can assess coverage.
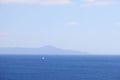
[0,0,120,54]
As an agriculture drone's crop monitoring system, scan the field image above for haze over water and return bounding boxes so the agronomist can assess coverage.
[0,0,120,55]
[0,0,120,80]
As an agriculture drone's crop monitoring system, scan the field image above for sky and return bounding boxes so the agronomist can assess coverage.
[0,0,120,54]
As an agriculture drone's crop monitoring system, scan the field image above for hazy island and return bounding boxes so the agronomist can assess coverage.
[0,45,88,55]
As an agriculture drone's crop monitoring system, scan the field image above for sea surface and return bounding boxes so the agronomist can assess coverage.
[0,55,120,80]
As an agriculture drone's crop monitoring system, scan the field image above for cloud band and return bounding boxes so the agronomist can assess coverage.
[0,0,72,5]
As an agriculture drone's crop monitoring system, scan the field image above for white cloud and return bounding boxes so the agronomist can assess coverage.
[67,21,79,26]
[0,0,72,5]
[0,32,8,36]
[84,0,96,3]
[80,0,115,7]
[116,22,120,26]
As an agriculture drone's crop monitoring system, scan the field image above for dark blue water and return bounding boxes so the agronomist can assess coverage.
[0,55,120,80]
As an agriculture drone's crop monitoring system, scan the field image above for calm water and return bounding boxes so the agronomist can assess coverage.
[0,55,120,80]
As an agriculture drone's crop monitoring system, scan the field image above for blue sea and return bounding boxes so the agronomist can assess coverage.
[0,55,120,80]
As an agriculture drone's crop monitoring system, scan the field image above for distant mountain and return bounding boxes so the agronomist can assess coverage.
[0,45,88,55]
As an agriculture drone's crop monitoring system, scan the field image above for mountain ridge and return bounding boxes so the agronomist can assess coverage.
[0,45,88,55]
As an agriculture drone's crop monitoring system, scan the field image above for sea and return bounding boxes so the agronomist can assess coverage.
[0,55,120,80]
